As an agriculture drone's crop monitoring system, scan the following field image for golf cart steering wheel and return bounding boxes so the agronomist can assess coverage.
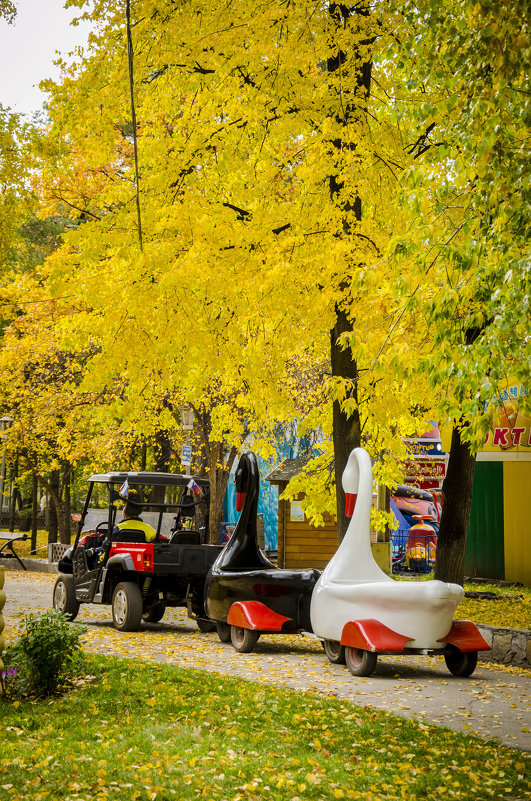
[94,521,110,539]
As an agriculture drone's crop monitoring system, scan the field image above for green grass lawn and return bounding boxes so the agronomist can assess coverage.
[0,654,528,801]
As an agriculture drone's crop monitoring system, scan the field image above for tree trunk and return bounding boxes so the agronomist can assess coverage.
[434,426,476,586]
[331,309,361,542]
[61,463,71,545]
[193,405,242,544]
[328,1,371,542]
[31,472,38,556]
[8,452,18,532]
[38,470,68,544]
[208,446,223,545]
[207,441,238,544]
[151,429,172,503]
[48,469,60,544]
[154,429,172,472]
[141,439,147,471]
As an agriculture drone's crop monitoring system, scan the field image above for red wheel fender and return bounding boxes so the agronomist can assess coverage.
[340,619,414,653]
[438,619,491,652]
[227,601,292,632]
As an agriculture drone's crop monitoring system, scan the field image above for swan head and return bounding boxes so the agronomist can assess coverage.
[234,451,259,511]
[341,448,372,517]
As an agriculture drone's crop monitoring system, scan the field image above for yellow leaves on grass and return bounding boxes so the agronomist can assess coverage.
[458,589,531,632]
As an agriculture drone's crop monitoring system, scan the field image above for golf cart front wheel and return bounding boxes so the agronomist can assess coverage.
[345,647,377,677]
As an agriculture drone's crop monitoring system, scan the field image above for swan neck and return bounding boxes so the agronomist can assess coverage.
[215,453,270,570]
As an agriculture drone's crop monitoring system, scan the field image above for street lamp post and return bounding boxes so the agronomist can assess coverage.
[180,406,194,473]
[0,416,14,519]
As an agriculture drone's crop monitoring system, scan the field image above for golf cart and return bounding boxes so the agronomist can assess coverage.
[53,471,223,631]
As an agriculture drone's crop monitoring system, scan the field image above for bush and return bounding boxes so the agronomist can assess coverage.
[2,610,86,698]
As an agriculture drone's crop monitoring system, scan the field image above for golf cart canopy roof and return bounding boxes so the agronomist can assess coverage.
[87,471,210,489]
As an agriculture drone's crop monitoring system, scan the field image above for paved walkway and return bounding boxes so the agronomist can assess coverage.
[3,569,530,751]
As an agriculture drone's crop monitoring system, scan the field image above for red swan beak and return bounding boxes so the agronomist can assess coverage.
[236,491,246,512]
[345,492,357,518]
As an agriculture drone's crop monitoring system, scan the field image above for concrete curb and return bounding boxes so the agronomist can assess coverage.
[1,557,58,574]
[3,559,530,669]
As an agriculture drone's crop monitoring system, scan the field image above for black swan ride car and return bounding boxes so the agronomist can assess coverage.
[204,451,321,652]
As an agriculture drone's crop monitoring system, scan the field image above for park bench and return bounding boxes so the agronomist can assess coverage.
[0,532,29,570]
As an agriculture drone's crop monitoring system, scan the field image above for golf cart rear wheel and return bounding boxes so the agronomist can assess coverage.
[323,639,346,664]
[112,582,143,631]
[231,625,260,653]
[142,600,166,623]
[444,646,478,677]
[53,575,80,621]
[345,647,377,677]
[216,621,232,643]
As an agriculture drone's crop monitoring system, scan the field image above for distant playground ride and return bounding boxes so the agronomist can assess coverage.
[392,484,440,574]
[389,423,446,573]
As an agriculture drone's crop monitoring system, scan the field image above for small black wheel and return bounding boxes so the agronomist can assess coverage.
[53,575,80,621]
[323,639,346,664]
[196,619,216,633]
[142,601,166,623]
[444,647,478,677]
[112,582,143,631]
[216,621,232,643]
[345,647,377,677]
[230,625,260,653]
